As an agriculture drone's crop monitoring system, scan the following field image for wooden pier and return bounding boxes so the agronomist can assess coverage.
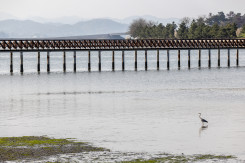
[0,39,244,73]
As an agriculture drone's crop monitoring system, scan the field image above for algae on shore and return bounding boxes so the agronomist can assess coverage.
[0,136,237,162]
[0,136,108,161]
[121,154,235,163]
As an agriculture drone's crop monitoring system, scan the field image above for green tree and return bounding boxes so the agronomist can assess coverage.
[129,18,148,38]
[193,22,207,39]
[223,23,237,38]
[161,26,167,38]
[188,20,198,39]
[239,25,245,38]
[177,21,189,39]
[194,25,203,39]
[204,25,212,38]
[156,23,164,38]
[217,27,228,38]
[241,25,245,33]
[192,17,210,39]
[209,23,220,38]
[165,22,177,39]
[206,11,226,26]
[228,23,238,37]
[151,25,158,38]
[128,12,243,39]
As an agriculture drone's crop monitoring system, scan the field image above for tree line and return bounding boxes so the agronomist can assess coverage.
[129,11,245,39]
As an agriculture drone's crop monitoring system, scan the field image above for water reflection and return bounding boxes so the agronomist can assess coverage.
[199,125,208,137]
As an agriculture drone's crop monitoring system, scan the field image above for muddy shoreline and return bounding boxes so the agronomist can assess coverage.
[0,136,238,163]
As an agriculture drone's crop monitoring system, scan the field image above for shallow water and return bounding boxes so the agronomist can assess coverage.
[0,50,245,160]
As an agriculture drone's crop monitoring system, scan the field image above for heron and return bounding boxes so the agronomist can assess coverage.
[198,113,208,125]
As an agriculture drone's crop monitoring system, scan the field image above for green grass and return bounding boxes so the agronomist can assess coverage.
[193,154,234,160]
[122,156,189,163]
[121,154,235,163]
[0,136,77,147]
[0,136,108,161]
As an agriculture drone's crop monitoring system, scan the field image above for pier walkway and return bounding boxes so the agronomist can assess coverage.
[0,39,244,73]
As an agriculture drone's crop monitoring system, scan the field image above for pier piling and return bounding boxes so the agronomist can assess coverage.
[218,49,220,67]
[98,51,101,71]
[228,49,230,67]
[198,49,201,68]
[167,50,170,70]
[73,51,76,72]
[88,51,91,72]
[112,51,115,71]
[63,51,66,72]
[10,52,13,73]
[157,50,159,70]
[178,50,180,69]
[47,51,50,72]
[122,51,125,71]
[37,52,40,72]
[145,50,147,71]
[135,50,137,71]
[20,52,23,73]
[208,49,211,68]
[236,49,239,66]
[188,50,190,69]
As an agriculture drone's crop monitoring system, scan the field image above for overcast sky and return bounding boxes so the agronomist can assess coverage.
[1,0,245,20]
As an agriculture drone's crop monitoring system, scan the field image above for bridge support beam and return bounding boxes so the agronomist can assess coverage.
[112,51,115,71]
[167,50,170,70]
[218,49,220,67]
[145,50,147,71]
[88,51,91,72]
[47,51,50,73]
[122,51,125,71]
[198,49,201,68]
[236,49,239,66]
[37,52,40,73]
[227,49,230,67]
[63,51,66,72]
[135,50,137,71]
[178,50,180,69]
[10,52,13,73]
[157,50,159,70]
[20,52,24,73]
[188,50,190,69]
[73,51,76,72]
[98,51,101,71]
[208,49,211,68]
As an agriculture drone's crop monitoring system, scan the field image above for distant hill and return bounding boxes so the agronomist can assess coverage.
[0,15,179,38]
[11,15,179,26]
[28,15,180,26]
[117,15,180,25]
[47,34,125,40]
[0,19,128,38]
[73,19,128,35]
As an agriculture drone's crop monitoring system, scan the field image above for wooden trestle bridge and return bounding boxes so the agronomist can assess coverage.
[0,39,245,73]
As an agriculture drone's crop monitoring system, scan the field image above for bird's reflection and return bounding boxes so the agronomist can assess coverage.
[199,125,208,137]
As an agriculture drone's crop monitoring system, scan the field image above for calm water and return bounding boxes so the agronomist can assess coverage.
[0,50,245,160]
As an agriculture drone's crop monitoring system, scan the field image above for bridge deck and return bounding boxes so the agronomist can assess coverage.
[0,39,244,52]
